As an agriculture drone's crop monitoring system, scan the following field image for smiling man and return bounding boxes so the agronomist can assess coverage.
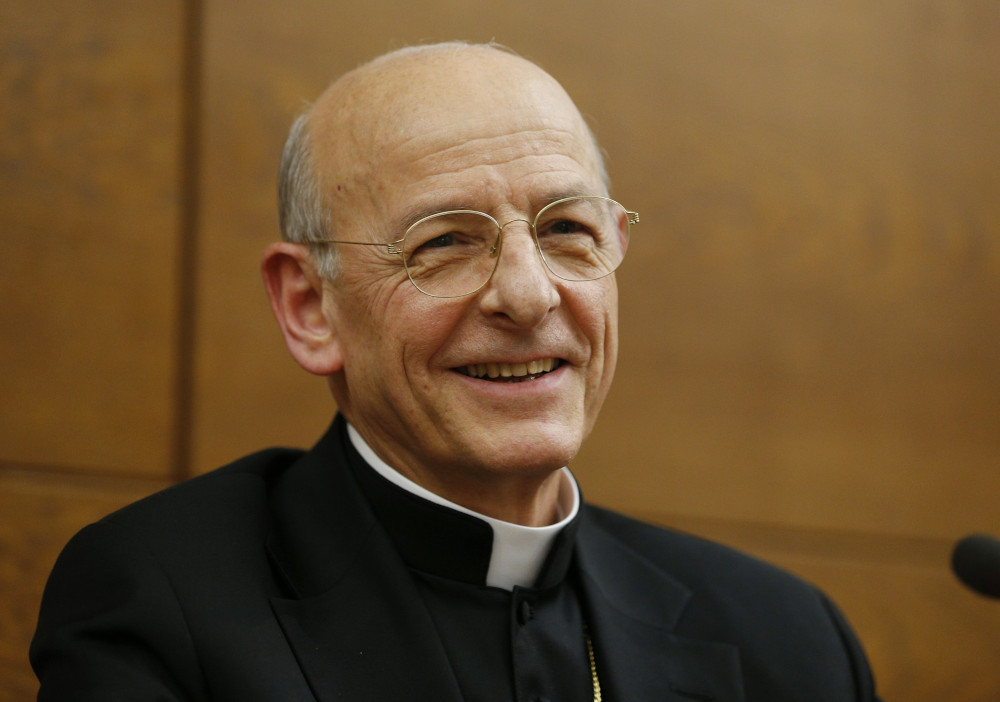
[264,44,617,527]
[33,43,880,701]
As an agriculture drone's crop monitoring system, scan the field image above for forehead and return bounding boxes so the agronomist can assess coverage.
[383,120,601,215]
[312,49,604,221]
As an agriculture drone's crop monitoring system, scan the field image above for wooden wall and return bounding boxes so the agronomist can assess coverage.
[2,1,998,699]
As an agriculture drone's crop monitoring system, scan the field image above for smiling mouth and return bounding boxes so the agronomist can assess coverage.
[454,358,562,382]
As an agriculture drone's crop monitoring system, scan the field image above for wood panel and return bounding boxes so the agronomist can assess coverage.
[0,468,170,700]
[568,0,1000,538]
[0,1,184,476]
[0,659,36,702]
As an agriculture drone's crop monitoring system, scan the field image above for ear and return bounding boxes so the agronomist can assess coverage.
[261,242,344,375]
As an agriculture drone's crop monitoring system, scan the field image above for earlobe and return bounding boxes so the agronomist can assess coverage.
[261,242,344,375]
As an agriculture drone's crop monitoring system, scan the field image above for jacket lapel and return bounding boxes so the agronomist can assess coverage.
[269,529,464,702]
[264,419,464,702]
[576,512,745,702]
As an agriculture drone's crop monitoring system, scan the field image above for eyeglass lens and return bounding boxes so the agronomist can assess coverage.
[401,197,630,297]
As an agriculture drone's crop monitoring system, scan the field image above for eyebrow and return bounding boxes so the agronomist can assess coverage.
[394,201,479,233]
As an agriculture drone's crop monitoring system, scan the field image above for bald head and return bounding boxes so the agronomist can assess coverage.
[277,43,607,278]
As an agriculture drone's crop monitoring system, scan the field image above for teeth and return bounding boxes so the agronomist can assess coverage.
[526,359,554,374]
[462,358,559,379]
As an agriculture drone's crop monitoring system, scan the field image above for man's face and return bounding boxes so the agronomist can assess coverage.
[316,51,618,492]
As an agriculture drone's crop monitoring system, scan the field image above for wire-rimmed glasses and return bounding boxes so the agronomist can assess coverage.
[314,195,638,298]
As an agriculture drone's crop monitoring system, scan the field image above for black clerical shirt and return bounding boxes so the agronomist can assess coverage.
[346,439,594,702]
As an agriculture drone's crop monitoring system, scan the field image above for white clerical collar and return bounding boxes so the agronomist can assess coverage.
[346,423,580,591]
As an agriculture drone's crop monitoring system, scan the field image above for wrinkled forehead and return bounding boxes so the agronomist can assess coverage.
[308,47,603,199]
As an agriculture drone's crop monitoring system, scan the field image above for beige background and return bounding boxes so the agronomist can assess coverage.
[2,1,999,699]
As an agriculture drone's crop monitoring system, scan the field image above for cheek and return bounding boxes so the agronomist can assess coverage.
[388,298,467,376]
[602,285,619,369]
[574,282,617,353]
[575,282,619,396]
[330,267,419,361]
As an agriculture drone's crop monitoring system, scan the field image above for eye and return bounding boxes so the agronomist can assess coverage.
[539,218,593,237]
[419,232,457,249]
[551,219,581,234]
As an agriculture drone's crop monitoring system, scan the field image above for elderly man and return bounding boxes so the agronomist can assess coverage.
[32,43,879,701]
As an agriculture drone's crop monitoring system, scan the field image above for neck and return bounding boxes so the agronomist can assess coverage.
[346,423,568,527]
[434,471,565,526]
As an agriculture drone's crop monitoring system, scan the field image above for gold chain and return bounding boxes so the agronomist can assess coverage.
[585,632,602,702]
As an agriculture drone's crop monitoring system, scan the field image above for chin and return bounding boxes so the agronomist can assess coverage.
[466,428,583,475]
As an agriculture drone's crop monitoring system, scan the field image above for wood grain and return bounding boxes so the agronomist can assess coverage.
[0,1,184,476]
[567,0,1000,537]
[0,658,36,702]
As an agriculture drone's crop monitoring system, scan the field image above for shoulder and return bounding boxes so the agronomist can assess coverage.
[50,446,309,586]
[579,504,878,699]
[579,504,839,636]
[37,446,310,631]
[100,447,304,535]
[32,447,310,700]
[581,504,795,585]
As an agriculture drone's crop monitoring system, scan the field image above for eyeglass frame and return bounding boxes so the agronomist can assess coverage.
[308,194,639,299]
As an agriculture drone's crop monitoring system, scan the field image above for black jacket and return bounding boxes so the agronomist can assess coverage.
[32,417,879,701]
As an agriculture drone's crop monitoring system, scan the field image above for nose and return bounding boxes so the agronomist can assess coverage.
[477,220,560,328]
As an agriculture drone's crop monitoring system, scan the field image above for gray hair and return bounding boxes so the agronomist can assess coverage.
[277,110,340,279]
